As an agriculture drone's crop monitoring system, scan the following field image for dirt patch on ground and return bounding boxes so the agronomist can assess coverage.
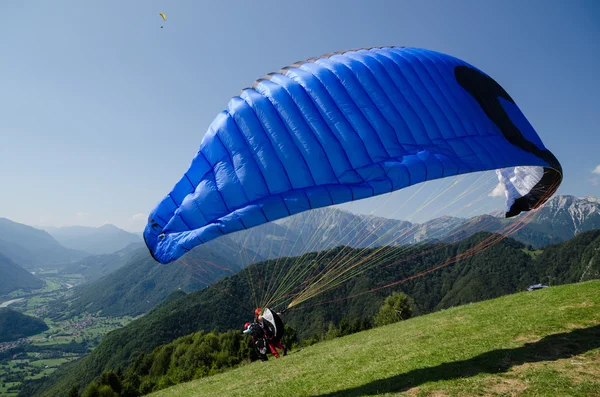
[563,322,596,330]
[404,351,600,396]
[507,361,537,374]
[509,352,600,378]
[404,388,450,397]
[514,334,541,343]
[488,377,528,395]
[404,386,420,396]
[559,301,596,310]
[567,355,600,382]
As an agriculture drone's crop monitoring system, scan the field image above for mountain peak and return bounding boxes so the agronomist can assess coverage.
[99,224,120,230]
[584,196,600,204]
[0,218,84,268]
[45,224,141,255]
[531,194,600,238]
[546,194,599,206]
[544,195,600,211]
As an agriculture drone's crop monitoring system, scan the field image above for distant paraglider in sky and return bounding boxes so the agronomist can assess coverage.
[159,12,166,28]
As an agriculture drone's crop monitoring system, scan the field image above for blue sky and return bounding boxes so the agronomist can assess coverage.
[1,0,598,232]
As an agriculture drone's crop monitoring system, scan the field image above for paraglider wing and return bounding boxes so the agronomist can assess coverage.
[143,47,562,264]
[261,308,285,341]
[159,12,167,21]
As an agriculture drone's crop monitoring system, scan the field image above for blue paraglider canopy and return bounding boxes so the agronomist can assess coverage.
[143,46,562,265]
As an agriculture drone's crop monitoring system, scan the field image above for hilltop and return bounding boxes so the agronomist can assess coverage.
[151,280,600,396]
[0,308,48,343]
[0,252,44,294]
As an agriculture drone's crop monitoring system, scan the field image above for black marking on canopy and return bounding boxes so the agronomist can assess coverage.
[454,66,562,217]
[143,232,162,264]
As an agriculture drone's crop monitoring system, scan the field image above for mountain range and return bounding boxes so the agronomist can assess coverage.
[58,235,263,317]
[0,252,44,295]
[227,195,600,259]
[0,218,87,269]
[4,194,599,397]
[57,242,145,283]
[2,195,598,311]
[0,219,263,303]
[44,224,142,255]
[23,228,600,397]
[2,195,598,272]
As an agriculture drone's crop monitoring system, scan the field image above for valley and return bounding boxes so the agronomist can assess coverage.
[0,272,137,397]
[0,194,598,396]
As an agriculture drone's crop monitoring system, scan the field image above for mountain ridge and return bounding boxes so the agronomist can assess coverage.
[227,195,600,260]
[44,224,142,255]
[0,252,45,295]
[60,235,265,317]
[0,218,87,268]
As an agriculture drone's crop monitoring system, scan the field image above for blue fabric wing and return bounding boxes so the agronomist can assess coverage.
[144,47,561,264]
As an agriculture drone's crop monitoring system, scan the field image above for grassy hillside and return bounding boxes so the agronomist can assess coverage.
[0,308,49,342]
[151,280,600,397]
[22,231,600,397]
[57,242,144,283]
[0,218,87,268]
[60,235,262,318]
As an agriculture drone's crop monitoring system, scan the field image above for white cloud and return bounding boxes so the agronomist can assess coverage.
[75,212,88,219]
[126,213,147,232]
[488,182,506,197]
[593,165,600,174]
[131,213,146,222]
[590,177,599,186]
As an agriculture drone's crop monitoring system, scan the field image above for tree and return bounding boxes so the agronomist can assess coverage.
[68,385,80,397]
[324,321,338,340]
[282,324,298,349]
[82,381,100,397]
[98,385,118,397]
[373,292,412,327]
[99,371,121,395]
[338,317,351,336]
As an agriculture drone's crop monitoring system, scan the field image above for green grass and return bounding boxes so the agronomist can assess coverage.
[150,280,600,397]
[30,336,74,346]
[39,279,62,292]
[24,367,61,381]
[28,358,68,368]
[522,248,543,258]
[0,382,20,397]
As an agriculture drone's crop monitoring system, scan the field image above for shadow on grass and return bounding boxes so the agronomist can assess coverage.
[315,324,600,397]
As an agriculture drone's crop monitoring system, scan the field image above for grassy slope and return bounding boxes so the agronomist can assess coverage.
[151,280,600,397]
